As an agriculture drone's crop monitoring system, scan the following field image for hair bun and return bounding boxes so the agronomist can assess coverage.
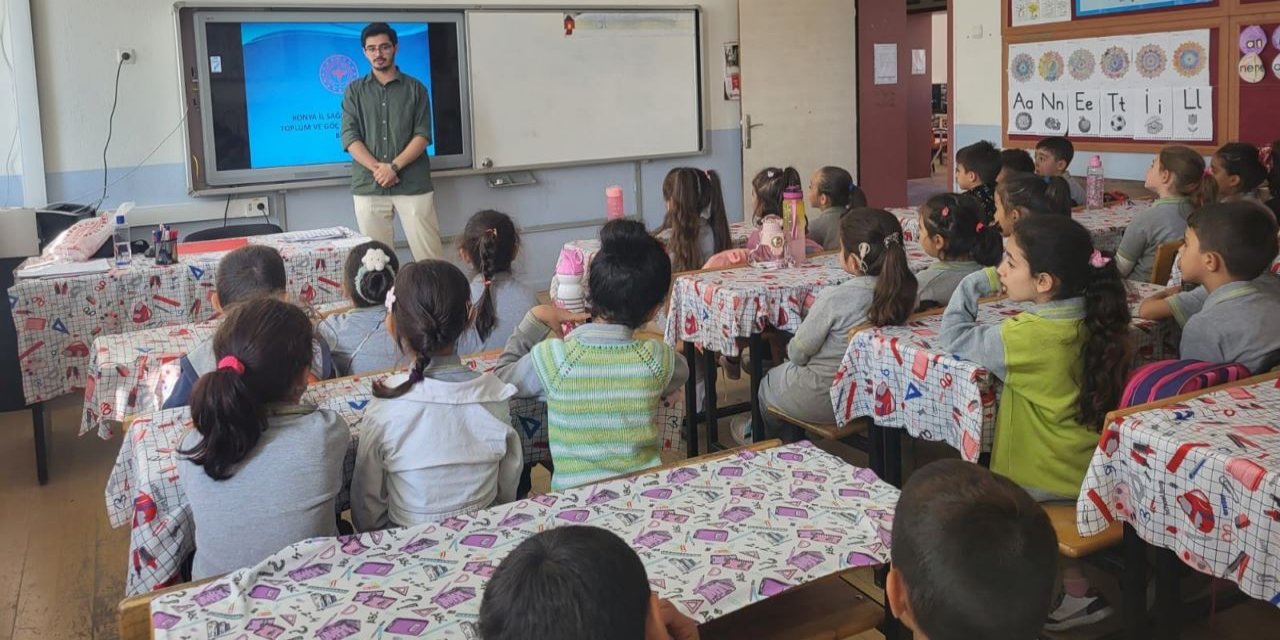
[599,219,651,253]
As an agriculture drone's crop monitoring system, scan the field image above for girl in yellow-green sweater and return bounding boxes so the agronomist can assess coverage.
[941,214,1133,631]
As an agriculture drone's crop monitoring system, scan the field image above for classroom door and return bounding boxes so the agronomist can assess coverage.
[738,0,858,212]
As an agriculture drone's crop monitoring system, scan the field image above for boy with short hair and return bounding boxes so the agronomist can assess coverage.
[479,526,699,640]
[954,140,1001,220]
[887,459,1058,640]
[998,148,1036,183]
[1174,201,1280,373]
[1035,136,1086,206]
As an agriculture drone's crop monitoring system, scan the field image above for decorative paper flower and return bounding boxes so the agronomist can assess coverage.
[1068,48,1095,81]
[1039,51,1065,82]
[1101,46,1130,79]
[1173,41,1206,78]
[1011,53,1035,83]
[1136,44,1167,79]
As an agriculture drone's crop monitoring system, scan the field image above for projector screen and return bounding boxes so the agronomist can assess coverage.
[186,10,471,191]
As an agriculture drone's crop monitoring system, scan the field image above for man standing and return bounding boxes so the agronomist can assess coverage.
[340,22,441,261]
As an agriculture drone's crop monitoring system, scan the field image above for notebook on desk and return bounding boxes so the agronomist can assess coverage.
[176,237,250,255]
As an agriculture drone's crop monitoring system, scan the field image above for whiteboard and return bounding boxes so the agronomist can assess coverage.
[467,9,703,170]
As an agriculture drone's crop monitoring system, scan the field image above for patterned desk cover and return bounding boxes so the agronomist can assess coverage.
[1077,374,1280,606]
[889,202,1142,254]
[830,282,1178,461]
[665,249,935,358]
[147,441,899,639]
[9,228,364,405]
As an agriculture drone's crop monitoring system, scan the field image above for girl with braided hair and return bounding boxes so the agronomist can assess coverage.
[457,210,538,353]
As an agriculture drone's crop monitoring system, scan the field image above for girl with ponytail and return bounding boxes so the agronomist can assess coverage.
[655,167,733,272]
[755,208,918,441]
[456,210,537,353]
[352,260,523,530]
[178,297,348,579]
[318,240,406,375]
[806,166,868,250]
[1116,145,1216,282]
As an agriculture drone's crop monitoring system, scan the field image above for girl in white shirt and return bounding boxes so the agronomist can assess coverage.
[351,260,522,530]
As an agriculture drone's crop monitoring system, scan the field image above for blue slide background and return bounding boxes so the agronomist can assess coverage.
[240,23,434,169]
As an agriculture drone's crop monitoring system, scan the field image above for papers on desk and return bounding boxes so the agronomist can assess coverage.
[269,227,352,243]
[14,257,113,279]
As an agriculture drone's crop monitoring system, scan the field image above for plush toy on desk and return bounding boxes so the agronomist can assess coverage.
[549,248,586,314]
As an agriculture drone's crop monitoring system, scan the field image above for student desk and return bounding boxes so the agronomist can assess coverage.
[107,354,691,596]
[8,227,364,405]
[665,249,935,456]
[1078,371,1280,639]
[829,281,1178,486]
[130,440,897,640]
[891,201,1146,255]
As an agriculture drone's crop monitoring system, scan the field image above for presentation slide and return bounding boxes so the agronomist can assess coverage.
[235,23,435,169]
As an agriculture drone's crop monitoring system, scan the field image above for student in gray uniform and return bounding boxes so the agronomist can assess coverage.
[1116,145,1216,283]
[318,241,406,375]
[653,167,733,272]
[178,297,348,579]
[914,193,1003,311]
[806,166,868,251]
[163,245,334,408]
[1171,202,1280,373]
[1211,143,1270,205]
[756,208,918,440]
[455,211,539,354]
[993,174,1073,238]
[1034,136,1086,207]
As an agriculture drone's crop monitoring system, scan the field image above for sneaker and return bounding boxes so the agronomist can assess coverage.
[1044,590,1115,632]
[729,416,752,447]
[719,355,741,380]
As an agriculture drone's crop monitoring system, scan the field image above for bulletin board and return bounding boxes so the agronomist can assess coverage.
[1228,15,1280,146]
[1000,0,1279,154]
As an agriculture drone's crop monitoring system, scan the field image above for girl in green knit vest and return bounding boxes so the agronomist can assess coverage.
[496,220,689,491]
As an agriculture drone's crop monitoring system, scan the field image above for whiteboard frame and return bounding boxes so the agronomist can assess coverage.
[173,3,708,197]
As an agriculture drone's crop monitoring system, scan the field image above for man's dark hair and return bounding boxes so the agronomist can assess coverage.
[361,22,398,47]
[479,526,650,640]
[1187,201,1280,280]
[891,460,1058,640]
[956,140,1001,186]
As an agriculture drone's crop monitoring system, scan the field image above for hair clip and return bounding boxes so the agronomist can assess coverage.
[384,286,397,313]
[485,227,499,237]
[217,355,245,376]
[483,279,493,287]
[767,169,777,179]
[883,232,901,248]
[940,206,951,218]
[1260,146,1274,172]
[975,221,985,232]
[361,247,391,272]
[1089,249,1111,268]
[1203,166,1214,178]
[848,182,859,193]
[857,241,871,260]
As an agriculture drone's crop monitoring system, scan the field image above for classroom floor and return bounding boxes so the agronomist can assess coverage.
[906,170,951,206]
[1,382,1277,639]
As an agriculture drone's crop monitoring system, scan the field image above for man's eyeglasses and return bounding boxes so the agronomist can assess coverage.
[364,44,394,54]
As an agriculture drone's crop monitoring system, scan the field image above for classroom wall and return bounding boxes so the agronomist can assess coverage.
[931,11,947,86]
[0,0,23,206]
[23,0,744,286]
[950,0,1160,181]
[856,0,907,207]
[906,12,934,180]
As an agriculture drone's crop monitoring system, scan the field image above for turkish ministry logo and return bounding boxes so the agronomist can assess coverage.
[319,54,359,94]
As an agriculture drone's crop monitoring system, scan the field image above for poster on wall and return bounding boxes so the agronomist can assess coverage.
[1007,29,1212,141]
[1076,0,1214,18]
[1012,0,1071,27]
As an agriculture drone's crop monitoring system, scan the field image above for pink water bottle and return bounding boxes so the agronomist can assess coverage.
[605,186,625,221]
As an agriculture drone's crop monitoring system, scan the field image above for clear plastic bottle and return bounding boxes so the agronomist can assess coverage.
[1086,155,1105,210]
[782,186,808,265]
[112,211,132,267]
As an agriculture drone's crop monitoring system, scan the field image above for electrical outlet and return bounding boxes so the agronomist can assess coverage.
[245,197,270,220]
[116,49,136,65]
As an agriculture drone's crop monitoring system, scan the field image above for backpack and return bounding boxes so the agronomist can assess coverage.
[1119,359,1253,408]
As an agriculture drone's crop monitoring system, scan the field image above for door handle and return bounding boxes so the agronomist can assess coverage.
[742,115,765,149]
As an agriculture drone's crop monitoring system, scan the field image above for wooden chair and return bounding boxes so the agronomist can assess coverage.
[1151,240,1184,286]
[700,571,884,640]
[767,406,870,445]
[1044,504,1122,559]
[119,576,218,640]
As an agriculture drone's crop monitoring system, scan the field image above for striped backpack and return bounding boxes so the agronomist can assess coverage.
[1119,359,1252,408]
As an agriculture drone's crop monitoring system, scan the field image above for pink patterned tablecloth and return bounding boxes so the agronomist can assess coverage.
[147,441,899,639]
[890,202,1141,254]
[108,354,689,595]
[664,249,935,357]
[830,282,1178,461]
[8,228,365,405]
[1077,374,1280,606]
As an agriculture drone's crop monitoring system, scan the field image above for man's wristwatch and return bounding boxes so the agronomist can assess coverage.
[389,162,401,174]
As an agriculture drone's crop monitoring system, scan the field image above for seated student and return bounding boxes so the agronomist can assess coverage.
[992,173,1073,236]
[1171,202,1280,373]
[915,193,1003,310]
[1115,145,1215,282]
[317,241,405,376]
[164,245,334,408]
[998,148,1036,184]
[1266,141,1280,218]
[954,140,1001,221]
[455,210,539,354]
[496,220,689,491]
[479,526,699,640]
[1211,142,1269,204]
[654,167,734,272]
[1034,136,1086,206]
[351,260,522,530]
[888,459,1058,640]
[178,297,348,579]
[806,166,868,250]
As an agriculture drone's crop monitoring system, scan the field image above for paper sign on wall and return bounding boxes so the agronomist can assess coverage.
[1008,90,1039,135]
[1038,91,1069,135]
[1134,87,1174,140]
[1069,90,1101,136]
[875,44,898,85]
[1172,86,1212,141]
[912,49,927,75]
[1099,90,1135,138]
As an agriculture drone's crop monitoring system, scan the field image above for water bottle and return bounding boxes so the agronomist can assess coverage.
[1086,155,1105,209]
[605,185,625,221]
[112,209,132,267]
[782,186,808,265]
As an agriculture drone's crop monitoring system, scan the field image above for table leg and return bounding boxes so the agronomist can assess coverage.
[748,333,765,444]
[883,427,903,488]
[1154,547,1182,640]
[683,341,699,459]
[868,421,885,480]
[32,402,48,485]
[702,347,720,451]
[1123,524,1149,640]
